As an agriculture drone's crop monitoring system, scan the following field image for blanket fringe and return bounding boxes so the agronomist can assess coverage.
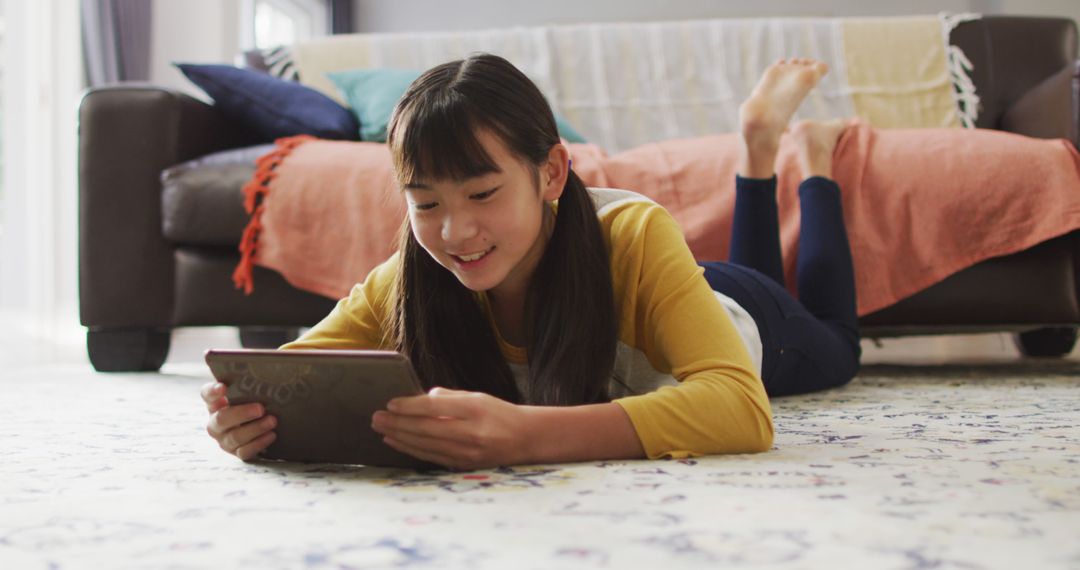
[939,12,983,128]
[232,135,316,295]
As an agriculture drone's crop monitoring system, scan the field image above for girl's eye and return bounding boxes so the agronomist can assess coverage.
[412,202,437,211]
[471,188,499,201]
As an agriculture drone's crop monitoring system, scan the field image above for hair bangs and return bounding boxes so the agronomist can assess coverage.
[391,94,502,187]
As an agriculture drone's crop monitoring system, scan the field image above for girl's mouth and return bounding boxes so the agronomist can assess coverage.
[452,246,495,267]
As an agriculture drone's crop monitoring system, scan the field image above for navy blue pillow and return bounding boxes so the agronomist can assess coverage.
[175,63,360,141]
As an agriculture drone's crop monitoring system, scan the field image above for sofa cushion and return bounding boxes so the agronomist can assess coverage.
[175,63,359,141]
[161,144,274,247]
[326,67,588,143]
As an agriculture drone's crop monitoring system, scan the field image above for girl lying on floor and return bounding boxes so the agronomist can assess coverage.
[200,54,864,469]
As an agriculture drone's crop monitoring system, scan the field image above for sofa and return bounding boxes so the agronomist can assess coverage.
[78,15,1080,372]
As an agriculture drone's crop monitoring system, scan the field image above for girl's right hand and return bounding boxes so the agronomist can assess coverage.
[201,382,278,461]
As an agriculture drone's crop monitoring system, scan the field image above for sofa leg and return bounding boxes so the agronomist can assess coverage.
[87,328,172,372]
[239,327,301,349]
[1014,327,1078,358]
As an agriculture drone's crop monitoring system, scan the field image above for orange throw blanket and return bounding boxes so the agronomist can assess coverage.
[234,122,1080,316]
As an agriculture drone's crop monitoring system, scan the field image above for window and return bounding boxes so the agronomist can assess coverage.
[0,8,5,231]
[0,0,82,343]
[241,0,329,50]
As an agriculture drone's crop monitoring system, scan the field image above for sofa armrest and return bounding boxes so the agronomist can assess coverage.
[78,84,258,328]
[950,16,1077,129]
[1000,61,1080,148]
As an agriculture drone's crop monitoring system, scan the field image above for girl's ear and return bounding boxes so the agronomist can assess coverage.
[541,143,571,201]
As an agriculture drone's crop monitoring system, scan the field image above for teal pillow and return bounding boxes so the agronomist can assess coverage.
[553,113,587,144]
[326,68,587,144]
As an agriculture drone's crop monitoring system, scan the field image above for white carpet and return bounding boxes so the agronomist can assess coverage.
[2,360,1079,569]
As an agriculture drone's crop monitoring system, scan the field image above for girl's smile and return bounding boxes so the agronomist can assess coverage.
[451,245,496,269]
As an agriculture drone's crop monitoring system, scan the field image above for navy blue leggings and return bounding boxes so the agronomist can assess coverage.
[699,176,861,397]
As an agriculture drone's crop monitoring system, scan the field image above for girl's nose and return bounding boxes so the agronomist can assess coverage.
[441,210,478,242]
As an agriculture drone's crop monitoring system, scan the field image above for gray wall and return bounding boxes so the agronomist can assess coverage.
[351,0,1080,33]
[151,0,242,95]
[151,0,1080,95]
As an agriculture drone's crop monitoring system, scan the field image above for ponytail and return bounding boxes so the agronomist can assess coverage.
[524,170,616,404]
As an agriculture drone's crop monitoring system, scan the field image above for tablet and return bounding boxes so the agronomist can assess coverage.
[204,348,436,469]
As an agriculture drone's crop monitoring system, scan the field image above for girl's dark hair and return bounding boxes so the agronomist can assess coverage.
[385,53,616,406]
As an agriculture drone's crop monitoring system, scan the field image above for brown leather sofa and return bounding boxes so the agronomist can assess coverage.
[78,16,1080,372]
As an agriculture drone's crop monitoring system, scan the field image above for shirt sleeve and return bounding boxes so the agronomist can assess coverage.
[279,254,399,351]
[609,204,774,458]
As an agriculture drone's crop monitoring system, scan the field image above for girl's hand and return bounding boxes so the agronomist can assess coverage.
[200,381,278,461]
[371,387,534,470]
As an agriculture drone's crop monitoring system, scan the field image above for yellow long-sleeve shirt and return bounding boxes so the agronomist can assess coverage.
[282,188,774,458]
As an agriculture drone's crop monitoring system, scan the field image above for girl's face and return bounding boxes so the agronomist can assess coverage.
[403,129,568,302]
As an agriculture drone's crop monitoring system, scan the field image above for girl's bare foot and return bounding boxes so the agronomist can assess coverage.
[738,58,829,179]
[790,118,852,180]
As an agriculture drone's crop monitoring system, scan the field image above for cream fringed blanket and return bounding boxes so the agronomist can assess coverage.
[293,15,979,154]
[233,124,1080,316]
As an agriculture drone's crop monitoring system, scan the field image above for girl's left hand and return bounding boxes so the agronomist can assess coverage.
[370,387,535,470]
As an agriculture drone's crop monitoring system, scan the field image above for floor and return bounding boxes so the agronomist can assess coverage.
[2,329,1079,569]
[2,326,1078,569]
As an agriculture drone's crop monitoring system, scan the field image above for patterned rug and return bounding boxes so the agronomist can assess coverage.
[2,361,1078,569]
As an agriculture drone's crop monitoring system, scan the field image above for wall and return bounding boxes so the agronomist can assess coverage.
[350,0,1079,32]
[150,0,241,95]
[150,0,1080,95]
[990,0,1080,23]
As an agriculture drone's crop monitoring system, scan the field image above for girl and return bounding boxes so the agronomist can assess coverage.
[201,54,860,470]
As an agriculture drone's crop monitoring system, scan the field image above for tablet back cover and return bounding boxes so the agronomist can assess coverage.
[205,350,435,469]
